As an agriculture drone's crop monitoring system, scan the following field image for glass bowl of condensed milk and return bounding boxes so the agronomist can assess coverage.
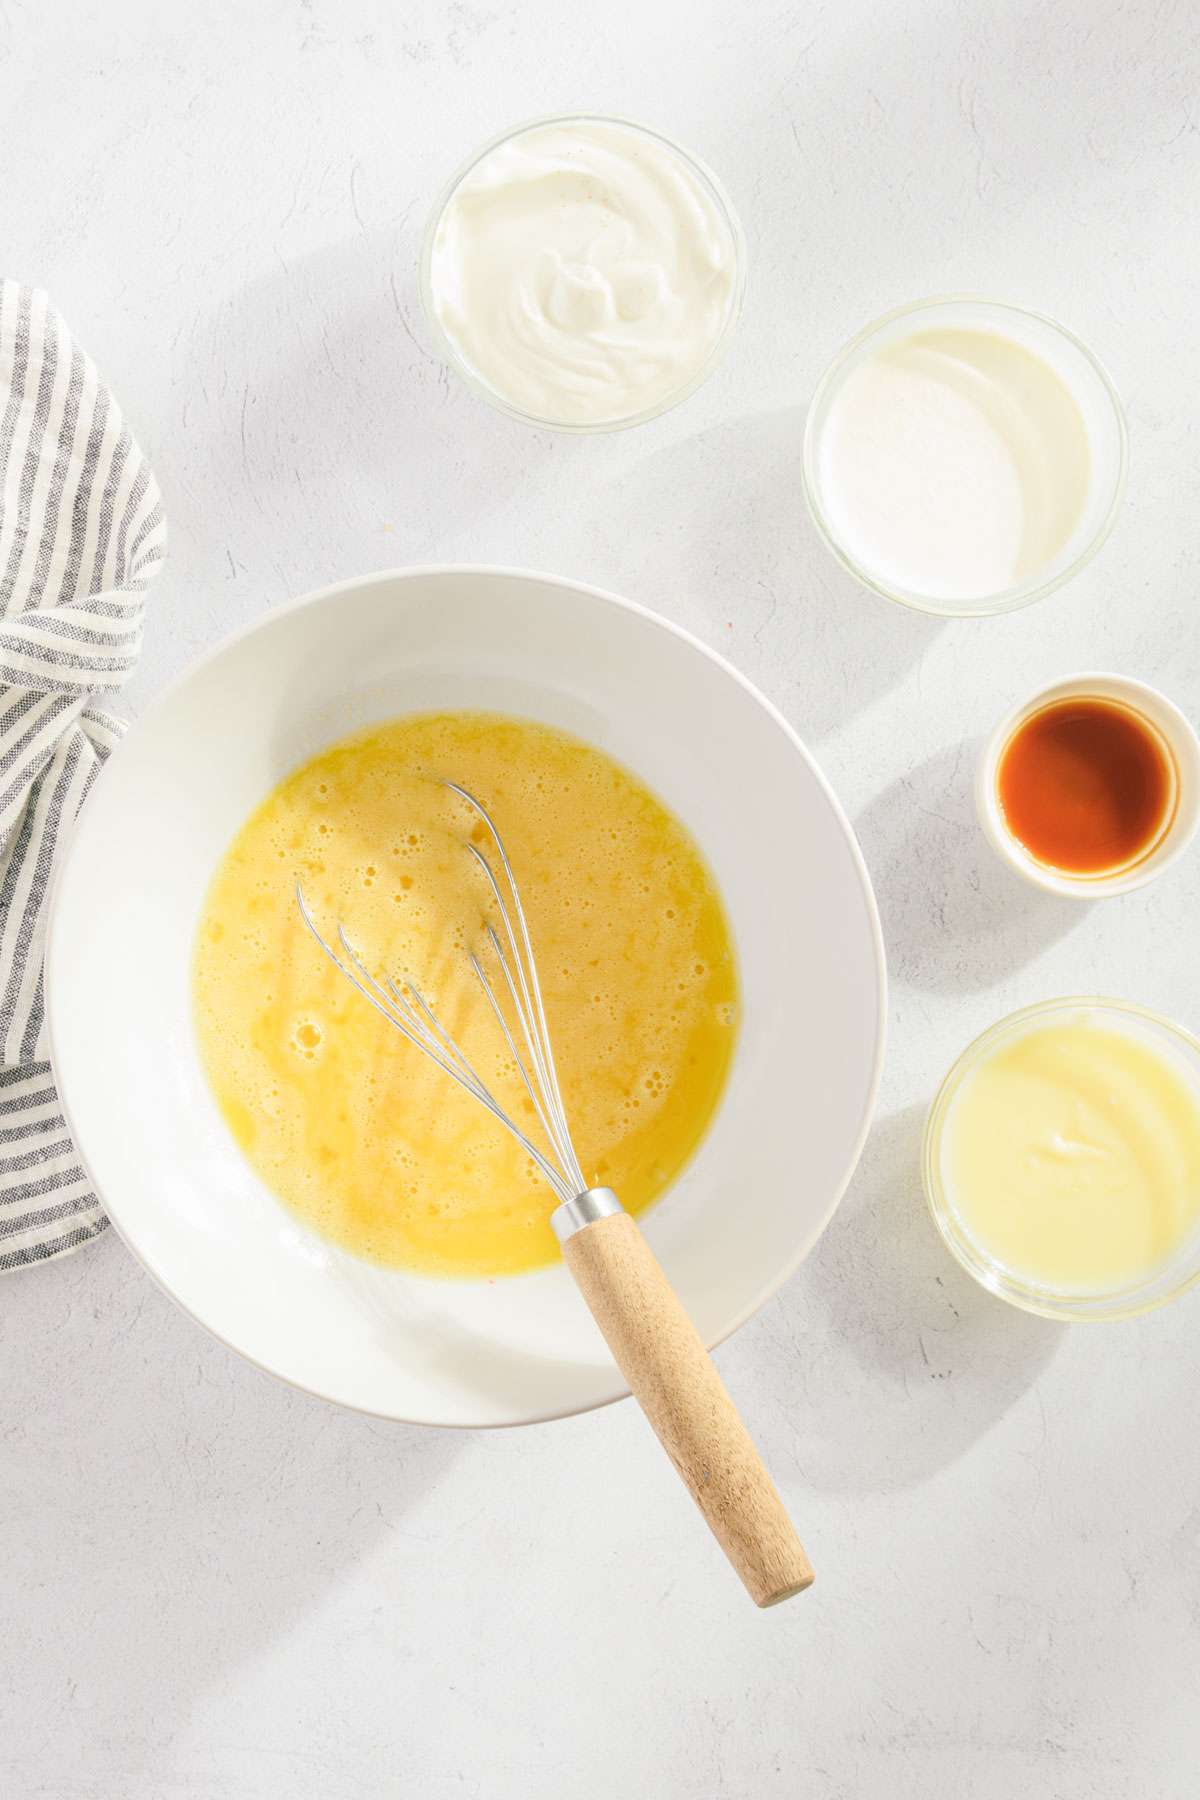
[802,298,1128,616]
[923,998,1200,1320]
[420,114,747,432]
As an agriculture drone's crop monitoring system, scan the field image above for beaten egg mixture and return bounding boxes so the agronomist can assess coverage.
[193,712,737,1277]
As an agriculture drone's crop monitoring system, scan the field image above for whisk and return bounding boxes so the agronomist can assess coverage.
[297,781,813,1606]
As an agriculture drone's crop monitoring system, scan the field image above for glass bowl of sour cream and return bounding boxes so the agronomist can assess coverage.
[923,998,1200,1320]
[802,298,1128,616]
[420,114,747,432]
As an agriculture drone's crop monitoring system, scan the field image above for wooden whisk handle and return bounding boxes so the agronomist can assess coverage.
[561,1209,813,1607]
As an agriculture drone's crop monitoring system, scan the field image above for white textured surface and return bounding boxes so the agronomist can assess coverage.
[3,1,1199,1794]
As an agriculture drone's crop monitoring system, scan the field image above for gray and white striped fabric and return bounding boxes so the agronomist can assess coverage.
[0,279,165,1271]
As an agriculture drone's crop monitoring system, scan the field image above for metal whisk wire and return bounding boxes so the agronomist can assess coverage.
[295,781,586,1207]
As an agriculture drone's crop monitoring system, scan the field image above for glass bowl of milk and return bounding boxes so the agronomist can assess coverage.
[420,115,747,432]
[923,998,1200,1320]
[802,299,1128,616]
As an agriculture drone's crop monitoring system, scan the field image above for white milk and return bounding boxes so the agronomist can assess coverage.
[815,324,1096,605]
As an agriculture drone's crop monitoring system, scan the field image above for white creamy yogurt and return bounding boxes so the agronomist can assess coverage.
[425,118,742,428]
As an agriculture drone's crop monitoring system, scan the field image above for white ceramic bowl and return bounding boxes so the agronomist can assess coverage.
[977,672,1200,896]
[46,567,885,1427]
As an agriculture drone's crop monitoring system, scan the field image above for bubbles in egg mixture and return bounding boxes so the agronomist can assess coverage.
[192,711,738,1279]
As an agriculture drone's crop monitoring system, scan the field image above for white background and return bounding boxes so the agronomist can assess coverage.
[4,1,1200,1795]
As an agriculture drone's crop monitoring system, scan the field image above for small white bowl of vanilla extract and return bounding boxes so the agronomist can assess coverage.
[978,673,1200,896]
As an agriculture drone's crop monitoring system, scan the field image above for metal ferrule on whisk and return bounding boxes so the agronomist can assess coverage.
[296,780,627,1243]
[549,1185,623,1244]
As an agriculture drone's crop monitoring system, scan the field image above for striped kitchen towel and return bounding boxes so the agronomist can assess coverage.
[0,279,165,1272]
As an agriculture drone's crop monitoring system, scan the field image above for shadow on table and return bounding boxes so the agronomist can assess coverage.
[600,405,943,742]
[856,740,1090,992]
[180,226,562,590]
[3,1234,461,1785]
[765,1103,1065,1495]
